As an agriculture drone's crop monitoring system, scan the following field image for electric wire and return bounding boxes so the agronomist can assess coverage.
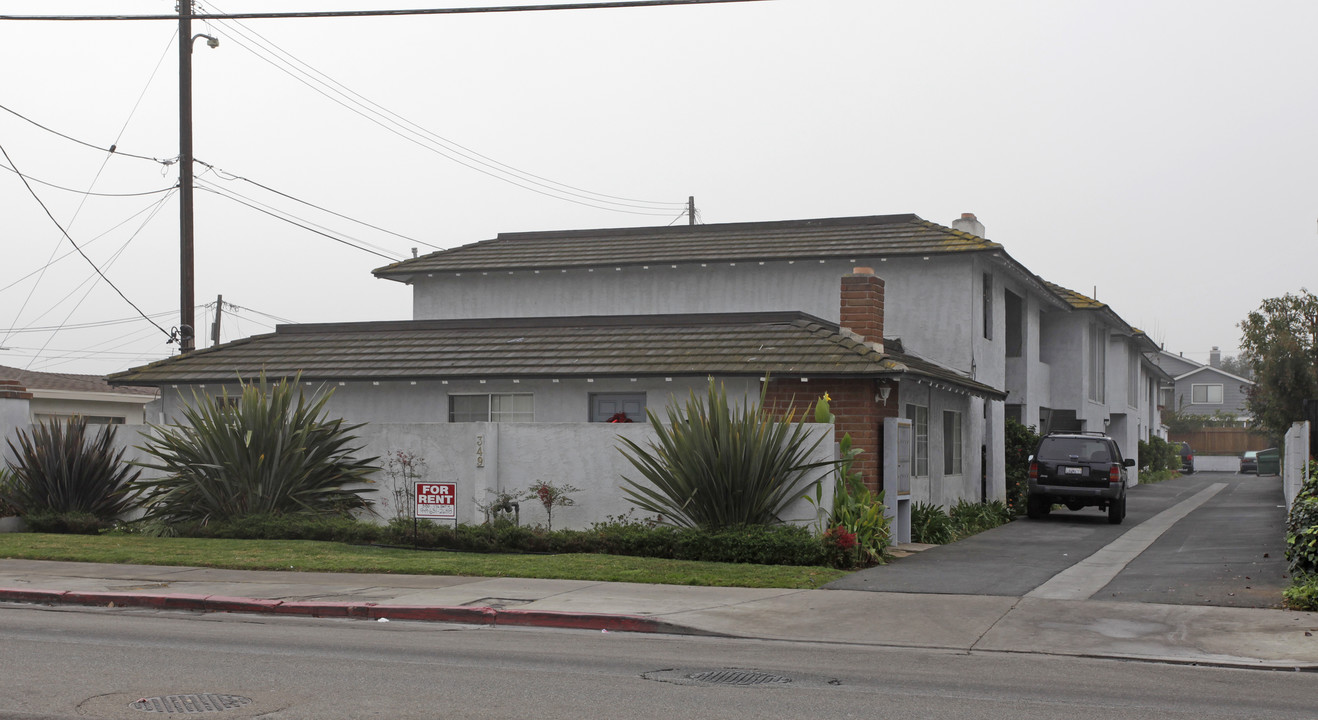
[194,177,405,259]
[28,323,176,372]
[195,158,439,250]
[0,310,179,335]
[0,0,767,22]
[205,9,685,215]
[0,143,172,343]
[0,102,172,165]
[205,2,684,212]
[0,191,178,296]
[0,163,176,197]
[194,182,400,261]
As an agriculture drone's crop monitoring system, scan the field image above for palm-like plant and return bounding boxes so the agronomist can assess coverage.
[617,379,834,531]
[2,417,140,520]
[134,374,378,524]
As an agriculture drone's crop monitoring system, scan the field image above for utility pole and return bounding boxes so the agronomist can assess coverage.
[178,0,196,353]
[688,196,695,226]
[210,294,223,347]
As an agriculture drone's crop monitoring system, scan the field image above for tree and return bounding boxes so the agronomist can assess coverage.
[1238,289,1318,440]
[1218,354,1254,380]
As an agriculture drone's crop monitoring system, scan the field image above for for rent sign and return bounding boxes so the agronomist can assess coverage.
[415,483,457,519]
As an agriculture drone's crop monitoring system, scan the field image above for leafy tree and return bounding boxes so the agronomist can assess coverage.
[1218,354,1254,380]
[1238,289,1318,440]
[1003,418,1039,514]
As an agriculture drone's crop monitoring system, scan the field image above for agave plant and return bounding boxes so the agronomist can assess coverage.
[2,417,140,521]
[133,374,378,525]
[617,379,835,531]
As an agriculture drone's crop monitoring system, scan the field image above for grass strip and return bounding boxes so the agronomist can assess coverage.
[0,533,847,589]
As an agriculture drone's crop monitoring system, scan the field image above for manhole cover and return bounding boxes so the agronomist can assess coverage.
[130,694,253,713]
[685,670,792,686]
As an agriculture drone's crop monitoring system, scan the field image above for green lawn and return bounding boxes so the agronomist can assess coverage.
[0,533,848,589]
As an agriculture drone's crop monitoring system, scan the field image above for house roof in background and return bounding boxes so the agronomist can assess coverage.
[108,313,1003,398]
[1175,365,1254,386]
[0,365,157,398]
[373,214,1004,278]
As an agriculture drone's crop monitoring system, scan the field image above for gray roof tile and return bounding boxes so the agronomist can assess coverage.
[108,313,1002,398]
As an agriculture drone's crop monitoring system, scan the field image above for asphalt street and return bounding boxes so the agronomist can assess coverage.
[827,472,1288,607]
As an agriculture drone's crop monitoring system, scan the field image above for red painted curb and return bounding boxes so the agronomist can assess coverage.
[0,588,700,635]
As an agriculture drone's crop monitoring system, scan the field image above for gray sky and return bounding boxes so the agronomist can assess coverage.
[3,0,1316,376]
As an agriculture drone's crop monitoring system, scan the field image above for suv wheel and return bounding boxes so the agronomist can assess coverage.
[1026,495,1050,519]
[1107,496,1126,525]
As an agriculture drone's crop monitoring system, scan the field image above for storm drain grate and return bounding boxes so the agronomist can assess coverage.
[685,670,792,686]
[130,694,253,713]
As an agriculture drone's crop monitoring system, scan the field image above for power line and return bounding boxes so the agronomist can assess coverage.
[0,142,173,341]
[195,159,439,250]
[206,4,685,212]
[209,18,685,215]
[0,1,767,22]
[0,310,180,335]
[0,163,175,197]
[0,102,172,165]
[194,182,400,261]
[0,191,178,296]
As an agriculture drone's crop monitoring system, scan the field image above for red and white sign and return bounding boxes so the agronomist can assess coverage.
[415,482,457,519]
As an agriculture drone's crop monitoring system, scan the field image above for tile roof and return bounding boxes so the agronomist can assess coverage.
[374,214,1003,278]
[107,313,1002,398]
[1042,280,1106,310]
[1041,280,1157,351]
[0,364,157,397]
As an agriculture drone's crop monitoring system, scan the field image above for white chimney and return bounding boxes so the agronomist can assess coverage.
[1209,346,1221,368]
[952,212,985,238]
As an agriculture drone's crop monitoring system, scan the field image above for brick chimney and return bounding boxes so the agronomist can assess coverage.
[951,212,985,238]
[840,267,884,353]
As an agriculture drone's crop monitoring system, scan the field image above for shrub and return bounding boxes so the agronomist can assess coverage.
[0,467,18,518]
[1283,573,1318,611]
[618,379,835,531]
[806,393,889,567]
[184,513,384,543]
[23,511,111,535]
[1138,436,1179,473]
[911,502,956,544]
[2,418,140,527]
[523,480,580,531]
[948,499,1013,536]
[1004,419,1039,515]
[1286,478,1318,576]
[133,374,378,525]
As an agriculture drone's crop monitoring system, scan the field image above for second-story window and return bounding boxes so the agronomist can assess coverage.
[1088,323,1106,403]
[983,273,993,340]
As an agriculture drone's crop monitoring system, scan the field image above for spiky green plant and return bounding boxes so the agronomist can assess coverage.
[2,417,140,522]
[133,374,378,524]
[617,379,835,531]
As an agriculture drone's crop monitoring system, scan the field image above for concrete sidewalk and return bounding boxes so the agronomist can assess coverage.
[2,558,1316,671]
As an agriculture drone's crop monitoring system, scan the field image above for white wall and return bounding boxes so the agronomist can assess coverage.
[410,255,1005,386]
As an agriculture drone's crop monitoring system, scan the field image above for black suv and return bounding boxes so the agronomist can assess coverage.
[1027,432,1134,524]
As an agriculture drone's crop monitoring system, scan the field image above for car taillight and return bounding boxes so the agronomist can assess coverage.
[1029,462,1038,480]
[1109,464,1120,483]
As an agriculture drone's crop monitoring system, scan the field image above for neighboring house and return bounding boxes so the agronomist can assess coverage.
[1155,347,1253,421]
[0,365,156,425]
[1034,283,1169,473]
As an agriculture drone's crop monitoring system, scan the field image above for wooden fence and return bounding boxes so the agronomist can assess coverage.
[1169,428,1272,456]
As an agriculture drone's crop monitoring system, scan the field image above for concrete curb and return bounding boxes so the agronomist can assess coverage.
[0,587,705,635]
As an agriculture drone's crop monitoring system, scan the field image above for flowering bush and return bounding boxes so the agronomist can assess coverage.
[523,480,580,531]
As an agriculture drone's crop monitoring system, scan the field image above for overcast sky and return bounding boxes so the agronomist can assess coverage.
[2,0,1316,376]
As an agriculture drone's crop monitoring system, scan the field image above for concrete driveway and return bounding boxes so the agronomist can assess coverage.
[827,472,1290,608]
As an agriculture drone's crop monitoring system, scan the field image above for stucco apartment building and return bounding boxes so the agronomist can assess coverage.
[110,212,1168,520]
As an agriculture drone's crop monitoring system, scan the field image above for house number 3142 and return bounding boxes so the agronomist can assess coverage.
[475,435,485,468]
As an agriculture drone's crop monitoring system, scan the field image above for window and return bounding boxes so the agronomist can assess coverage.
[1190,384,1224,405]
[904,403,929,477]
[1004,290,1023,357]
[1088,323,1106,403]
[982,273,993,340]
[1127,349,1139,407]
[33,413,125,425]
[449,393,533,422]
[943,410,963,475]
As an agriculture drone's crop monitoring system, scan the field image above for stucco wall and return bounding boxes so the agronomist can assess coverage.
[409,255,1005,386]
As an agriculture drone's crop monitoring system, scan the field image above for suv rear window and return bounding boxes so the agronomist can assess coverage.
[1037,438,1113,463]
